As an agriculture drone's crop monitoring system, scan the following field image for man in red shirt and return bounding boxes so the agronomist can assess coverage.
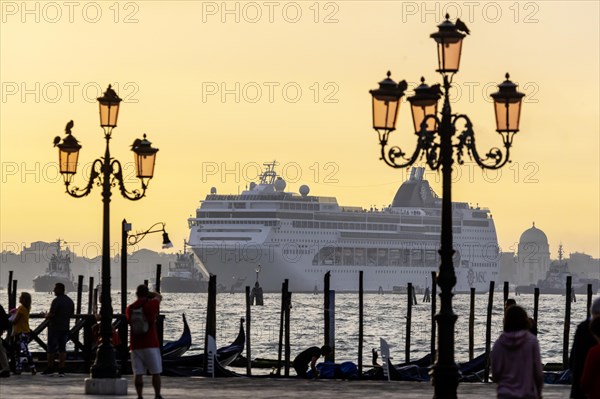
[126,284,163,399]
[580,313,600,398]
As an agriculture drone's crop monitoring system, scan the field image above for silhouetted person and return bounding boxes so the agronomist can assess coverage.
[127,284,163,399]
[570,297,600,399]
[491,305,543,399]
[12,292,36,375]
[423,287,431,303]
[43,282,74,376]
[580,316,600,398]
[0,305,10,378]
[372,348,379,366]
[293,345,332,379]
[505,298,517,309]
[504,298,537,336]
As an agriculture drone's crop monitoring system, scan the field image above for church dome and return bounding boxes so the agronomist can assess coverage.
[519,223,548,246]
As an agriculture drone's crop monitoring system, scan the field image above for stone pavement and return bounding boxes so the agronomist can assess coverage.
[0,375,571,398]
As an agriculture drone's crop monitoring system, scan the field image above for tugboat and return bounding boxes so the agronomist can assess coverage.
[33,239,82,293]
[160,241,208,293]
[516,245,600,295]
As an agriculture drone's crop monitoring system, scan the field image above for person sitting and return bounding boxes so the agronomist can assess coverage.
[293,345,332,379]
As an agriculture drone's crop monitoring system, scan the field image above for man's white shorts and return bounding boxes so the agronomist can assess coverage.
[131,348,162,375]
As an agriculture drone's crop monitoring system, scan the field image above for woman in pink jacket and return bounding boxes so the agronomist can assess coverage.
[491,305,543,399]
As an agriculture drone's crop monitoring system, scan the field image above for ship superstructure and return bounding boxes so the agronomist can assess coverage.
[160,241,208,293]
[32,239,77,293]
[188,163,499,293]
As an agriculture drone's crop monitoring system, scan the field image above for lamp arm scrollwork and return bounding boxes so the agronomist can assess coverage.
[110,159,147,201]
[419,114,442,171]
[453,114,511,169]
[127,222,166,246]
[64,159,103,198]
[380,137,423,169]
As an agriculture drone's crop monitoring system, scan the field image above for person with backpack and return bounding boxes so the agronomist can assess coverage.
[126,284,163,399]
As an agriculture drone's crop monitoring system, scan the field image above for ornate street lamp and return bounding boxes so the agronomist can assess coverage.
[369,15,525,399]
[53,85,160,385]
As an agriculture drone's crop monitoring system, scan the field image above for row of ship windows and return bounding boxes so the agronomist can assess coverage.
[303,268,435,274]
[190,220,278,227]
[311,247,446,267]
[291,221,396,231]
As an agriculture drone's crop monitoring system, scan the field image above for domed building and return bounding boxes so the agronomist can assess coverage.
[517,223,551,285]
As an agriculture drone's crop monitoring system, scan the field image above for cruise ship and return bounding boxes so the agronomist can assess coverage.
[188,163,499,293]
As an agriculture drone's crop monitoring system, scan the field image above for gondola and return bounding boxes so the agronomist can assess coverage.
[162,317,245,376]
[162,313,192,360]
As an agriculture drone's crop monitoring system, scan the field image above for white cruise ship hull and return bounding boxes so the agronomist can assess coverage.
[188,165,500,294]
[190,242,498,293]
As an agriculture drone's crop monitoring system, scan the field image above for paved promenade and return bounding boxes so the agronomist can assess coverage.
[1,375,571,398]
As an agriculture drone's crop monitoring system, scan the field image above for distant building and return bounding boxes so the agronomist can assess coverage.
[517,223,550,285]
[568,252,600,280]
[499,251,518,284]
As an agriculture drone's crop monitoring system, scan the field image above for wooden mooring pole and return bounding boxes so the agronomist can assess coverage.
[563,276,572,369]
[7,271,13,309]
[155,264,162,293]
[284,280,291,377]
[276,280,287,376]
[245,286,252,376]
[469,287,475,361]
[430,271,437,360]
[587,284,593,319]
[87,277,94,314]
[405,282,413,364]
[533,288,540,334]
[358,270,364,375]
[484,280,495,382]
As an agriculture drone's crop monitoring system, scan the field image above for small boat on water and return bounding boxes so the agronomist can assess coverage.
[162,317,245,376]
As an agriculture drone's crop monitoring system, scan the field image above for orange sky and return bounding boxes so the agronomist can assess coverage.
[1,1,598,259]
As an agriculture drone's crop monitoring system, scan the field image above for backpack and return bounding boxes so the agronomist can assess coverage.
[129,301,149,335]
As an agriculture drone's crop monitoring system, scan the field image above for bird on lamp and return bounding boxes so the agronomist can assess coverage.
[65,120,74,134]
[455,18,470,35]
[398,80,408,92]
[53,136,61,147]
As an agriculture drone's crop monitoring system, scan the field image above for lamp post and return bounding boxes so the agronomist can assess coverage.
[121,220,173,314]
[369,15,525,399]
[54,85,160,381]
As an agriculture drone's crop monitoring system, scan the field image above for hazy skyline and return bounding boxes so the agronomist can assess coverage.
[1,1,599,259]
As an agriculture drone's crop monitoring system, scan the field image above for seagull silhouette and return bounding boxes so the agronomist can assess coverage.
[455,18,470,35]
[53,136,61,147]
[397,80,408,92]
[65,120,74,134]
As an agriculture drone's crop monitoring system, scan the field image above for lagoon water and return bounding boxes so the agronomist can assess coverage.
[11,289,594,367]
